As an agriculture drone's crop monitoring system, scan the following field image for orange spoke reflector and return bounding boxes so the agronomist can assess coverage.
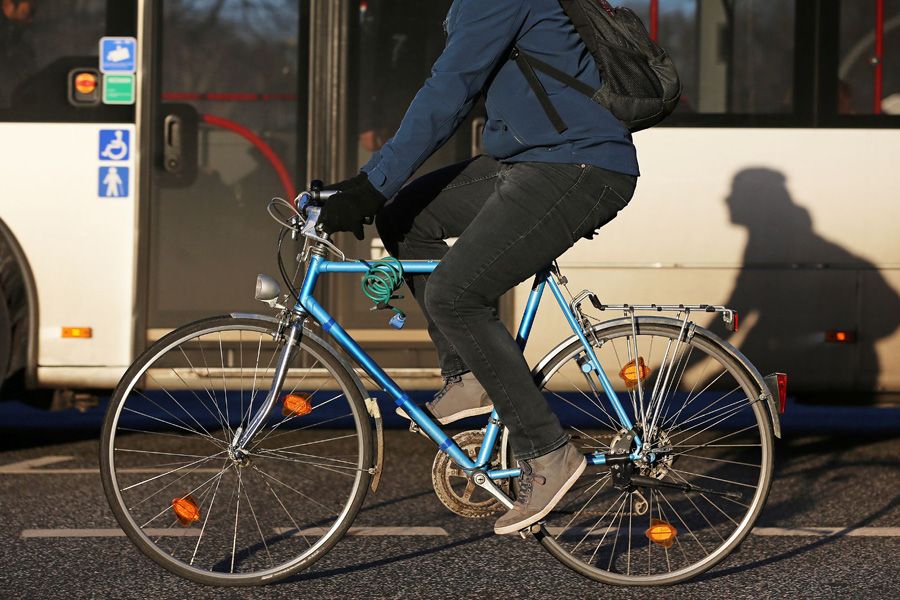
[282,393,313,417]
[645,518,677,548]
[172,495,201,527]
[618,357,650,389]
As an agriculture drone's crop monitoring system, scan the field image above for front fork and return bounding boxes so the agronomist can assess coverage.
[231,319,303,454]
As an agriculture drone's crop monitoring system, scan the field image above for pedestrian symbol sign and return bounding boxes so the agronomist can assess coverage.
[103,74,135,105]
[99,129,130,161]
[99,37,137,73]
[99,166,128,198]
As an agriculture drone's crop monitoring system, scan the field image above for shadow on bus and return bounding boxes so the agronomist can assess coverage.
[722,167,900,405]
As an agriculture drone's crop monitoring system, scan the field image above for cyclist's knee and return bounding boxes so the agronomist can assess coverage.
[423,268,458,320]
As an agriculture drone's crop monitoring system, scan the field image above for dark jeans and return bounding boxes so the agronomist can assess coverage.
[376,156,637,460]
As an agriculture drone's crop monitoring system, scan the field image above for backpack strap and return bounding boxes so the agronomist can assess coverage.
[511,47,597,134]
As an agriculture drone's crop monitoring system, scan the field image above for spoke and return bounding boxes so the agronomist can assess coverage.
[251,450,362,478]
[132,389,224,448]
[178,344,232,433]
[254,466,313,549]
[588,493,628,566]
[669,408,759,450]
[667,469,727,541]
[115,448,216,460]
[231,465,241,574]
[122,406,226,448]
[118,427,221,446]
[667,466,758,490]
[166,354,233,439]
[664,369,728,429]
[657,489,709,557]
[242,335,268,427]
[550,390,616,432]
[121,451,227,492]
[239,469,273,568]
[139,462,231,528]
[571,490,627,553]
[569,426,610,450]
[190,466,227,566]
[675,453,761,469]
[556,475,611,539]
[251,465,336,515]
[254,386,337,447]
[194,337,235,438]
[669,391,749,433]
[219,332,232,441]
[263,433,358,453]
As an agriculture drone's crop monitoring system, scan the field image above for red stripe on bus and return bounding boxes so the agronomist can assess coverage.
[201,113,297,201]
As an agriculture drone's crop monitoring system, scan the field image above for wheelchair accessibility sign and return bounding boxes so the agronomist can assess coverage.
[99,129,129,161]
[99,166,129,198]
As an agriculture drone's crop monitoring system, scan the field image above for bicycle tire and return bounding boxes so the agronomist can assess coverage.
[100,314,373,586]
[531,318,774,585]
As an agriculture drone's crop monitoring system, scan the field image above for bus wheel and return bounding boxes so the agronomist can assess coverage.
[0,285,10,387]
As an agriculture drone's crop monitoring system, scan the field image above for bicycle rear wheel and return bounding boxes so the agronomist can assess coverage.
[532,318,774,585]
[100,315,372,586]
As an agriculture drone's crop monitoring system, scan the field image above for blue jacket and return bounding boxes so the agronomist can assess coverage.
[361,0,640,199]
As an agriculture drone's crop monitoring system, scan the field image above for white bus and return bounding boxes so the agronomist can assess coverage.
[0,0,898,409]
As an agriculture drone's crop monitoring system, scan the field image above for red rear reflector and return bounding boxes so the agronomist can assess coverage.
[825,330,856,343]
[776,373,787,413]
[732,311,739,332]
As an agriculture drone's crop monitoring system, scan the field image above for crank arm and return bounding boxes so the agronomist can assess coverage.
[630,474,743,502]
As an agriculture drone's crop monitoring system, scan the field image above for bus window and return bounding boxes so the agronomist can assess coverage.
[0,0,135,121]
[839,0,900,115]
[620,0,796,116]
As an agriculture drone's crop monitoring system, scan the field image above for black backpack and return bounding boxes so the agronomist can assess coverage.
[512,0,682,133]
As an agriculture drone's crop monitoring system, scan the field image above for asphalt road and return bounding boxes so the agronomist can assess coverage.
[1,404,900,600]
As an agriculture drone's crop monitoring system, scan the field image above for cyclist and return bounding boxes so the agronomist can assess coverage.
[320,0,638,535]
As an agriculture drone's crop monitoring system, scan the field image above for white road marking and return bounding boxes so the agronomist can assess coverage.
[21,529,199,538]
[0,455,219,475]
[0,456,75,472]
[274,526,448,537]
[22,526,449,539]
[752,527,900,538]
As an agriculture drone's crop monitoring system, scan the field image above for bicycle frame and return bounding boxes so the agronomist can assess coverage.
[276,253,644,485]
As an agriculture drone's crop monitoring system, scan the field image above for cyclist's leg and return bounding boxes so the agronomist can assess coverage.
[375,155,502,377]
[423,162,636,460]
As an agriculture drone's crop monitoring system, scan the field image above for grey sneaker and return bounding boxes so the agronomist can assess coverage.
[494,442,586,535]
[396,372,493,424]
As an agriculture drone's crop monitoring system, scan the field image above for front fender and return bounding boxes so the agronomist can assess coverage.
[532,316,782,439]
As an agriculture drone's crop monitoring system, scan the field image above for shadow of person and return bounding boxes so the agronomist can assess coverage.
[723,168,899,403]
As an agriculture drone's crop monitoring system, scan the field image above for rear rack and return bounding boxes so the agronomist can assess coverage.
[569,290,739,332]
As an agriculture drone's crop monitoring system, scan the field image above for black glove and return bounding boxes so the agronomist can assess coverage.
[319,173,387,241]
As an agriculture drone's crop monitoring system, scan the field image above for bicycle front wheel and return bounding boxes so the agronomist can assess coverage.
[100,315,372,586]
[533,319,775,586]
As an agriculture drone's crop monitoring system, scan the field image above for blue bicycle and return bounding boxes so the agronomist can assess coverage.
[101,186,785,586]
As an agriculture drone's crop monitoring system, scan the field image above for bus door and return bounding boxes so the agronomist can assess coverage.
[144,0,308,334]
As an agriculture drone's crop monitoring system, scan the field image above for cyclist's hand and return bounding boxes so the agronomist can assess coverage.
[319,173,387,240]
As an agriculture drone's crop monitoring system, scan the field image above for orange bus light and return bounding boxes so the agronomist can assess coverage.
[62,327,93,338]
[825,330,856,343]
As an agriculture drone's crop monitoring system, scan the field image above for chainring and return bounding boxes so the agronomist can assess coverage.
[431,429,508,518]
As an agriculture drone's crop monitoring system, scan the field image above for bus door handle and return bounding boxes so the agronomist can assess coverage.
[163,114,183,173]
